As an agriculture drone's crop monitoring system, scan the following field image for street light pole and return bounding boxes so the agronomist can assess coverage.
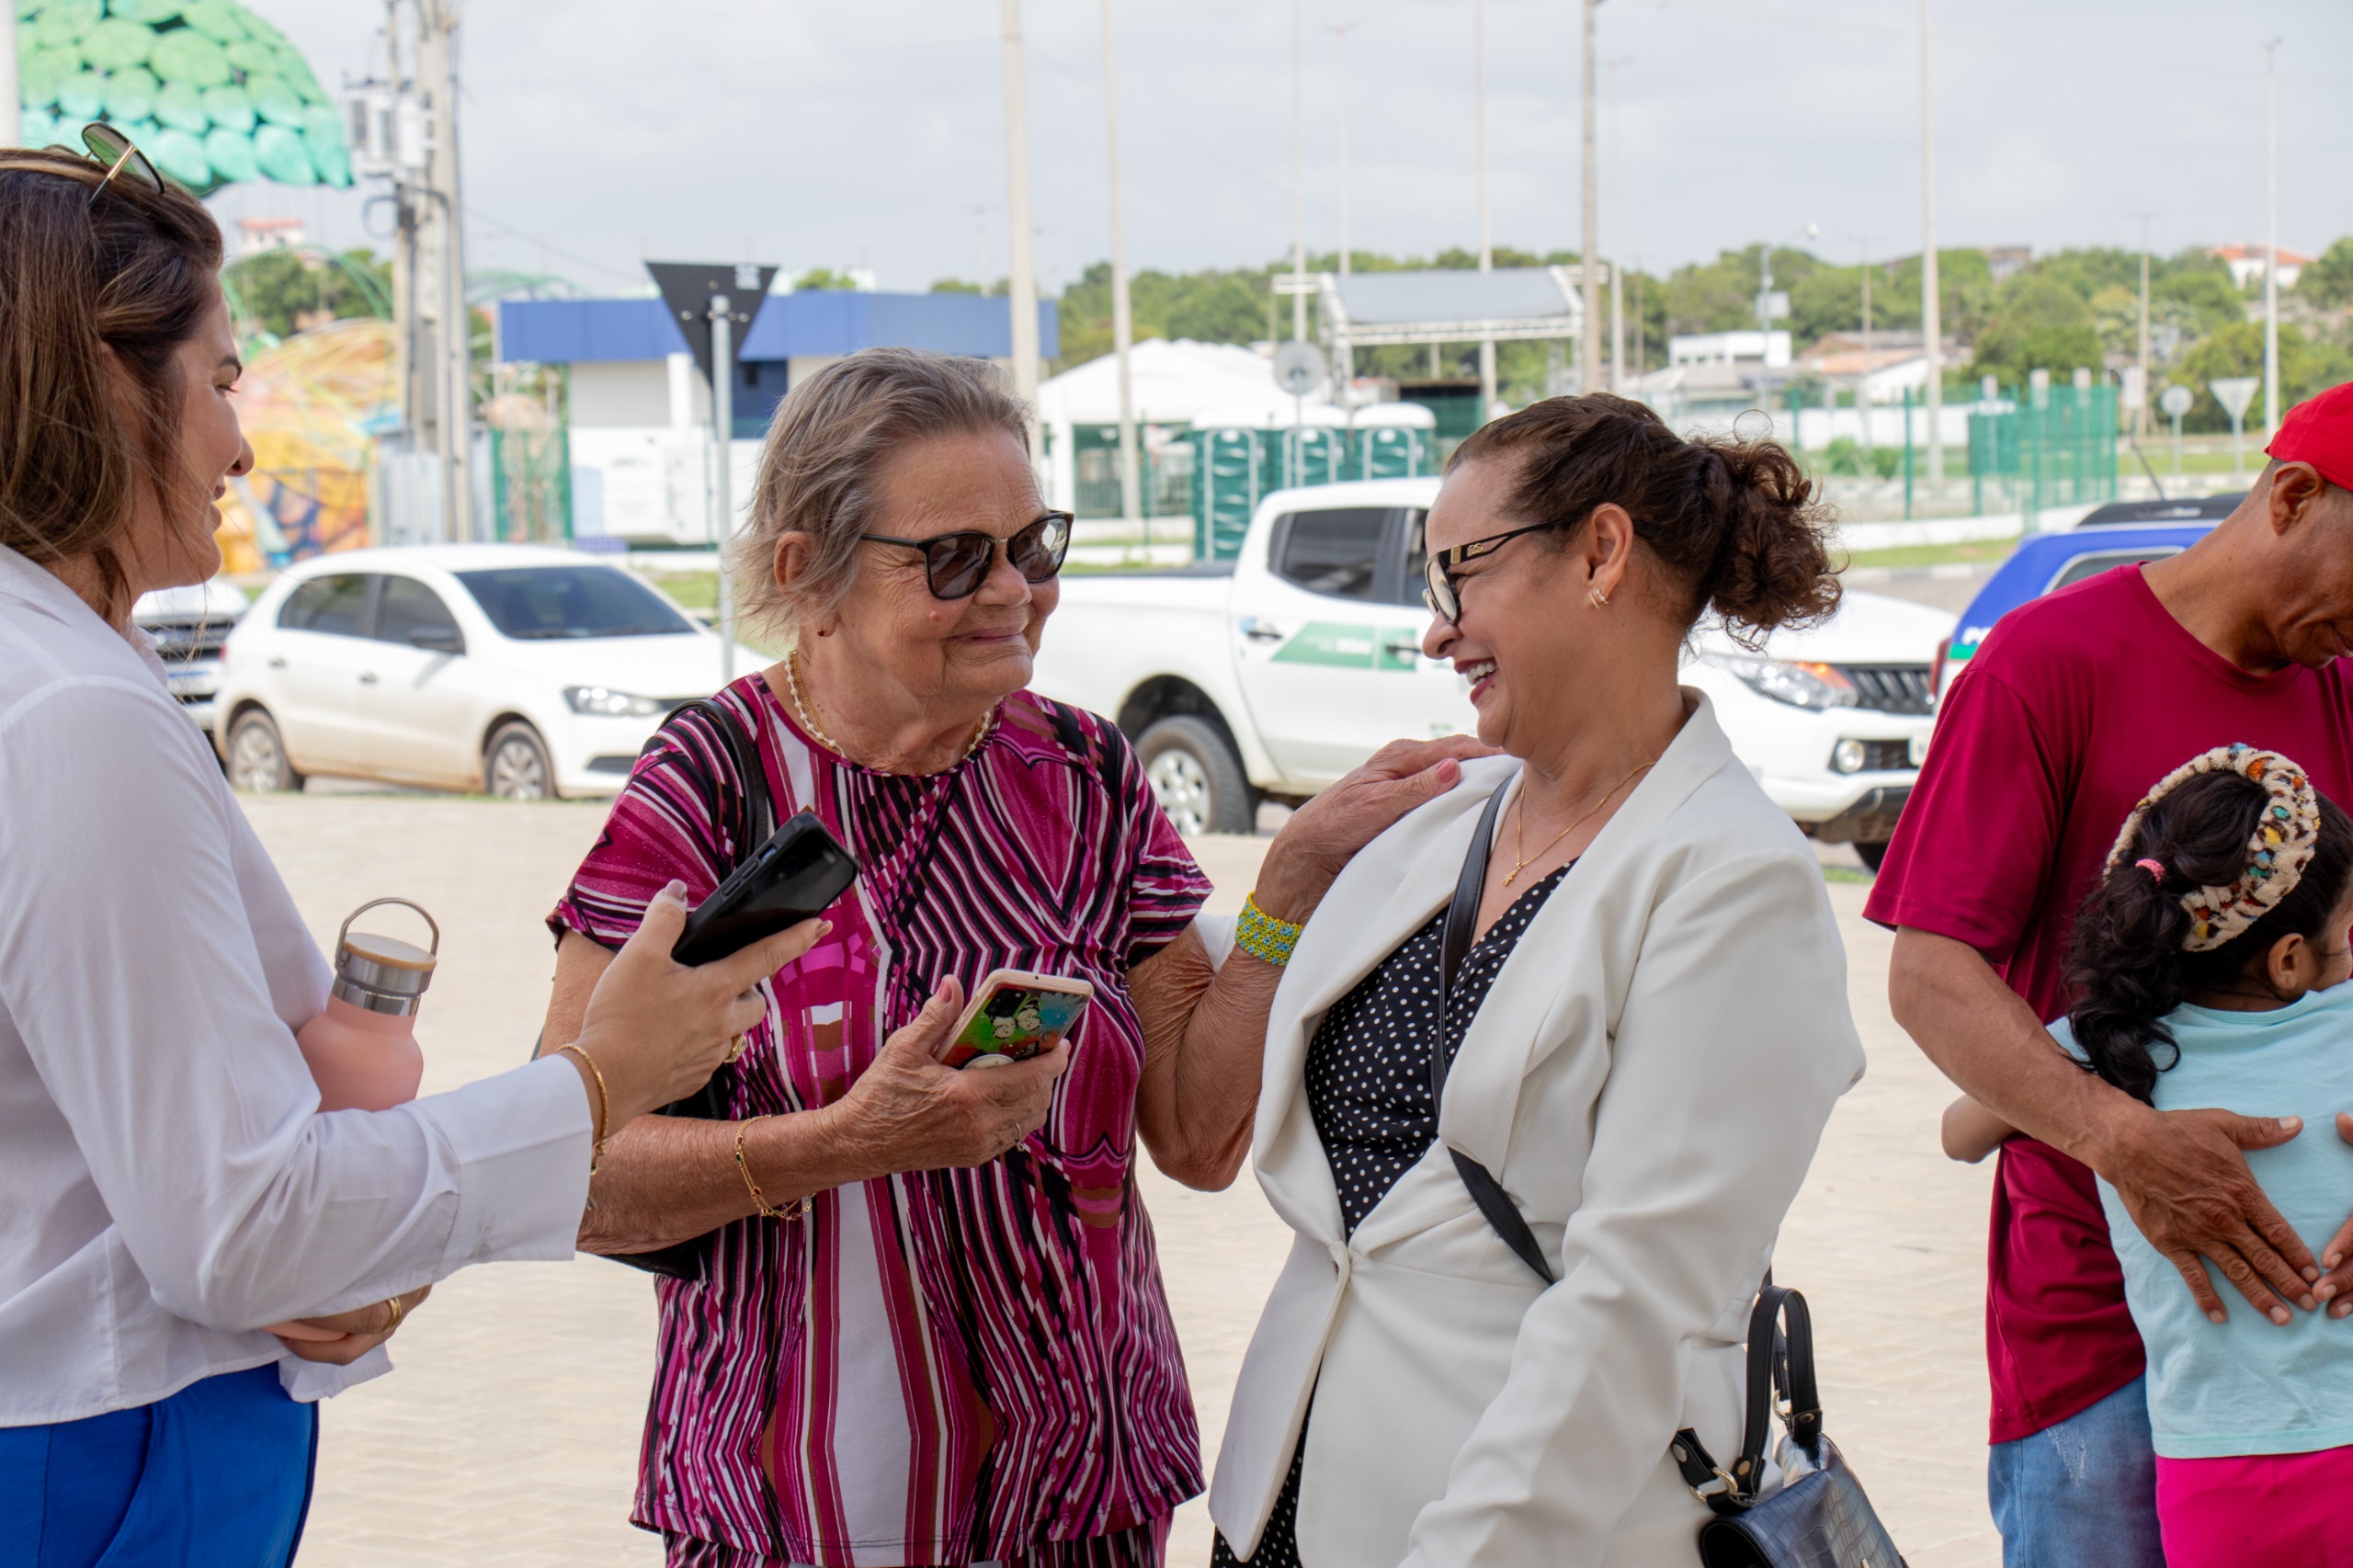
[710,299,734,685]
[1474,0,1495,417]
[1578,0,1601,396]
[1290,0,1307,346]
[1000,0,1040,455]
[2133,211,2155,440]
[1328,21,1360,397]
[1918,0,1943,487]
[1607,55,1628,393]
[2263,37,2281,437]
[1098,0,1140,539]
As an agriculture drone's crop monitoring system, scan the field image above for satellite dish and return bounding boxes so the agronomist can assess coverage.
[1272,340,1328,397]
[2158,384,2195,418]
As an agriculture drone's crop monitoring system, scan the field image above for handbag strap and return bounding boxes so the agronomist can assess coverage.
[1431,778,1558,1288]
[1670,1279,1824,1517]
[652,696,777,863]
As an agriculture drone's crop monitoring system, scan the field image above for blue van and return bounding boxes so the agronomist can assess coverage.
[1938,523,2215,699]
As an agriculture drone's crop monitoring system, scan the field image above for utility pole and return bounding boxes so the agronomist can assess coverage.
[1328,21,1361,394]
[381,0,471,543]
[1001,0,1040,451]
[1098,0,1140,537]
[2133,211,2155,439]
[1290,0,1307,345]
[1918,0,1942,487]
[2263,38,2282,437]
[1607,56,1629,393]
[1578,0,1601,396]
[1474,0,1495,417]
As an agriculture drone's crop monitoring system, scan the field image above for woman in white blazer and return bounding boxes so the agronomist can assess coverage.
[1203,394,1869,1568]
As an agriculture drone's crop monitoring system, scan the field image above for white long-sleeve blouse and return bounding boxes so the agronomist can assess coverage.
[0,546,592,1425]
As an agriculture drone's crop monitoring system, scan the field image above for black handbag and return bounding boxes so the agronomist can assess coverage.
[574,697,776,1281]
[1434,782,1906,1568]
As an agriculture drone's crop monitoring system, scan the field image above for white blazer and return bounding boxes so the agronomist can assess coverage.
[1208,691,1866,1568]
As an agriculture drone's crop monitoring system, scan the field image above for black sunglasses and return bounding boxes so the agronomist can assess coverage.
[859,511,1074,600]
[75,123,165,208]
[1421,520,1557,626]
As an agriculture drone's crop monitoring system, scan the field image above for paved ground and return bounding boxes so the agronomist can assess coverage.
[250,795,1996,1568]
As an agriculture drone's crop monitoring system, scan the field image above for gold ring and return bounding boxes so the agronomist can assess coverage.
[382,1293,405,1335]
[723,1033,745,1064]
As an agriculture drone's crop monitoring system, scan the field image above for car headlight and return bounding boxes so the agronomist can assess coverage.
[1699,651,1859,710]
[1831,738,1869,774]
[563,685,665,717]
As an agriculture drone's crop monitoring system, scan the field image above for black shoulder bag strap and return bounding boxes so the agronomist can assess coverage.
[1669,1278,1818,1516]
[1431,778,1557,1288]
[589,696,778,1280]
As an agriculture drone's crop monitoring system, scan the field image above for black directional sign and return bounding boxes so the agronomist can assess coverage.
[646,261,779,384]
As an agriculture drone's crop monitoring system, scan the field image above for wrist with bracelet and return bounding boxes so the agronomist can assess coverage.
[734,1115,806,1221]
[1235,892,1305,967]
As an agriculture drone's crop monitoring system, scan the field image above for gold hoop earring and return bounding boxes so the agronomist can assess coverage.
[1588,586,1610,609]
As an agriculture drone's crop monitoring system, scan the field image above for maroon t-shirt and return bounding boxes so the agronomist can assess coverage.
[1866,563,2353,1443]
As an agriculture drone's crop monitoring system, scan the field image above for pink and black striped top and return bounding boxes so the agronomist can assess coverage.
[551,675,1212,1567]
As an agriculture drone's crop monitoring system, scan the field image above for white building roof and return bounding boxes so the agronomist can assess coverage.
[1037,338,1326,426]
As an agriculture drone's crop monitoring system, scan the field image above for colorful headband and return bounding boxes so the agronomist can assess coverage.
[2105,744,2323,952]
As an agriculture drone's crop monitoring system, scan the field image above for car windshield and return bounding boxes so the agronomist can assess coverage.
[454,566,693,640]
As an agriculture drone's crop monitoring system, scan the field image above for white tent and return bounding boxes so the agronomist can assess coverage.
[1036,338,1324,427]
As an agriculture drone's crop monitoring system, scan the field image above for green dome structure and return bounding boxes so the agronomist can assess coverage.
[14,0,351,195]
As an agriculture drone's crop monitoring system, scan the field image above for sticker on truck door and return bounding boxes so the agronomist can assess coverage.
[1270,621,1420,672]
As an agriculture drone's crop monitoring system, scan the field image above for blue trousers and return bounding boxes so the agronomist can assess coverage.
[0,1365,317,1568]
[1986,1373,2165,1568]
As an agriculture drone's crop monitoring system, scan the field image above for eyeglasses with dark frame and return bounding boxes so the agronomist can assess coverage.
[858,511,1074,601]
[74,123,165,209]
[1420,520,1559,626]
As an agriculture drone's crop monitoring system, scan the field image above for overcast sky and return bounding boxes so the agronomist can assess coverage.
[210,0,2353,299]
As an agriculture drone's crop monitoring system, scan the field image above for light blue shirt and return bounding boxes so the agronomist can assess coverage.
[2052,983,2353,1458]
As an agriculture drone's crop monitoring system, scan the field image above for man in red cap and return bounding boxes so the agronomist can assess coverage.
[1869,382,2353,1565]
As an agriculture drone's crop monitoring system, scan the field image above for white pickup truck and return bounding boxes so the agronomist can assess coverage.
[1029,478,1949,868]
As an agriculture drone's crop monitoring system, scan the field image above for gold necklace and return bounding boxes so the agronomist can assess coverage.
[783,652,993,775]
[1502,759,1658,887]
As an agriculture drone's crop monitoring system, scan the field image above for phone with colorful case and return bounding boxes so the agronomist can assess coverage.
[938,970,1094,1068]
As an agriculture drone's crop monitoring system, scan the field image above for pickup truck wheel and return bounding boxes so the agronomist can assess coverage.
[1137,716,1255,836]
[1854,840,1889,872]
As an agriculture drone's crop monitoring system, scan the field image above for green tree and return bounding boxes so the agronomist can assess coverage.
[1968,274,2102,387]
[221,247,391,343]
[2296,238,2353,310]
[2152,256,2245,337]
[2174,320,2353,431]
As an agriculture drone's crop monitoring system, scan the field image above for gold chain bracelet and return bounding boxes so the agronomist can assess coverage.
[555,1042,610,1176]
[734,1116,806,1221]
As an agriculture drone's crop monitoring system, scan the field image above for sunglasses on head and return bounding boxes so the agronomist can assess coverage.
[74,123,165,209]
[859,511,1074,600]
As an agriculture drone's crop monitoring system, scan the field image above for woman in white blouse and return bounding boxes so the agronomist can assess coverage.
[0,141,811,1564]
[1203,394,1868,1566]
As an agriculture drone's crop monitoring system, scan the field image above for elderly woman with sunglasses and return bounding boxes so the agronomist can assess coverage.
[1206,396,1868,1568]
[540,347,1478,1568]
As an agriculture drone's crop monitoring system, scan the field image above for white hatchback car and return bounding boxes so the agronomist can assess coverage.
[215,545,752,800]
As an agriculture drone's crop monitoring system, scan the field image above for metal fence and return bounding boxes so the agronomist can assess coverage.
[1966,382,2117,527]
[1189,424,1432,560]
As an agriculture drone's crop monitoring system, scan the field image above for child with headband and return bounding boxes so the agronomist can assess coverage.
[1942,745,2353,1566]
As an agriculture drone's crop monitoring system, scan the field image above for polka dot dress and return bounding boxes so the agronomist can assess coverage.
[1211,861,1573,1567]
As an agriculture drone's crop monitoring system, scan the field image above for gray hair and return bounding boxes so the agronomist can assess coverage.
[724,347,1033,648]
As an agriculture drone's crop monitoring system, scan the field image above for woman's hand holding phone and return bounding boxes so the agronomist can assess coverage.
[822,976,1069,1175]
[564,881,830,1127]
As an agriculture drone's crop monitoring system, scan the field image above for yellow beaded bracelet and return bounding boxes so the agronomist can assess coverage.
[1235,892,1303,966]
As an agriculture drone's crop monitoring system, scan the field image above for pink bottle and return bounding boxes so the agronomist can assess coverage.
[270,898,438,1342]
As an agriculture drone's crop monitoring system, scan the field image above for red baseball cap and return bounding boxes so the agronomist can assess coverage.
[2267,381,2353,492]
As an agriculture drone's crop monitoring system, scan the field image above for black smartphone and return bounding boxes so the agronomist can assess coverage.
[670,811,859,966]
